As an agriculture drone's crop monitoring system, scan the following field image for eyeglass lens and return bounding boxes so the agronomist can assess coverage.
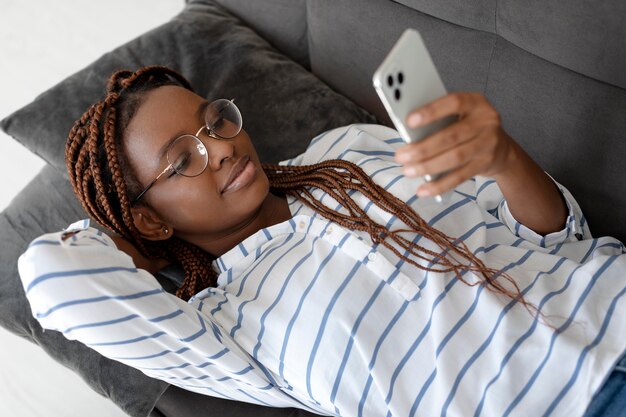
[205,99,242,139]
[167,135,208,177]
[166,99,242,177]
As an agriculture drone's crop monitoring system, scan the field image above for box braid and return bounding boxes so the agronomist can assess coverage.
[65,66,537,318]
[66,66,215,300]
[263,160,544,318]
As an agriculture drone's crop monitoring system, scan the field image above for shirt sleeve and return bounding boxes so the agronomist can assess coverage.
[282,123,404,166]
[17,220,299,408]
[473,176,590,247]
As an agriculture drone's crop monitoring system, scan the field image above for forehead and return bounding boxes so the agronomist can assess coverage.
[129,85,202,134]
[123,85,205,179]
[124,85,203,154]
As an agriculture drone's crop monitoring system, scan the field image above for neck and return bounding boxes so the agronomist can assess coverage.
[187,192,291,257]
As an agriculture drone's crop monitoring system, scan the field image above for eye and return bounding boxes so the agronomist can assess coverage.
[169,151,192,176]
[211,114,224,130]
[166,168,178,179]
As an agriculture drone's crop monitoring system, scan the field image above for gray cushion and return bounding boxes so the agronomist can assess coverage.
[155,385,316,417]
[308,0,493,126]
[0,1,374,416]
[0,165,169,416]
[0,0,373,174]
[497,0,626,89]
[392,0,626,89]
[484,39,626,240]
[212,0,309,68]
[307,0,626,243]
[392,0,495,31]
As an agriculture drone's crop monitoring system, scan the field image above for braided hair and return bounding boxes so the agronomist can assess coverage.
[66,65,533,315]
[66,66,214,300]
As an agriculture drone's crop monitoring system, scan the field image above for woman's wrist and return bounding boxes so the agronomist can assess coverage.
[491,137,526,185]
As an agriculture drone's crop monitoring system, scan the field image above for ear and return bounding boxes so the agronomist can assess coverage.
[130,206,173,241]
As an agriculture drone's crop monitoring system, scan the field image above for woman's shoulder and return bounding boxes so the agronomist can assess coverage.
[282,123,404,166]
[18,220,123,290]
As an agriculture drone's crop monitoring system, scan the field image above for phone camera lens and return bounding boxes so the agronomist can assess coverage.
[397,72,404,84]
[394,88,401,101]
[387,75,394,87]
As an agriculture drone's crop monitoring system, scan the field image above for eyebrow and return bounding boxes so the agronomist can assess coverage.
[157,100,210,160]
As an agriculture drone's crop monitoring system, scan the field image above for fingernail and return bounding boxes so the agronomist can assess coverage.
[404,166,418,176]
[408,113,422,128]
[395,152,409,163]
[417,186,431,197]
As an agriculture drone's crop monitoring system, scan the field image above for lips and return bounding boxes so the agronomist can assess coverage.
[221,155,253,193]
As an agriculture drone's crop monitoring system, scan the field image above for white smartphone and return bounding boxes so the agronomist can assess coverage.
[373,28,455,201]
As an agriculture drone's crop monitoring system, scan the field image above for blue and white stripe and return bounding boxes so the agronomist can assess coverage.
[19,124,626,416]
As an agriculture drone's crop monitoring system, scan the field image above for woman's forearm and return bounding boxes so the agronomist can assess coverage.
[493,140,568,235]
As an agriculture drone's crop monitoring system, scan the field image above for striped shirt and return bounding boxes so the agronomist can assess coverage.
[18,124,626,417]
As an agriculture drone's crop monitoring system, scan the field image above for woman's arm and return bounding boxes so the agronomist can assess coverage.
[109,235,170,274]
[17,224,296,407]
[394,92,568,235]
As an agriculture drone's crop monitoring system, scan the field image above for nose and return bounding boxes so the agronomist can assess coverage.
[197,127,235,171]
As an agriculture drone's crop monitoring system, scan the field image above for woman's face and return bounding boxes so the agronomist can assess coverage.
[124,85,270,249]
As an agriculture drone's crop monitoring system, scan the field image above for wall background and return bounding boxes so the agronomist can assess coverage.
[0,1,183,416]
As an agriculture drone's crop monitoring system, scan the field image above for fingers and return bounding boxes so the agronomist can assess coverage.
[396,118,478,164]
[406,128,505,196]
[402,131,485,178]
[416,162,478,197]
[397,93,499,165]
[396,92,509,197]
[406,92,482,129]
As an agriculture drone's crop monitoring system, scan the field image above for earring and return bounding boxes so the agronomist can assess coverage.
[164,228,169,235]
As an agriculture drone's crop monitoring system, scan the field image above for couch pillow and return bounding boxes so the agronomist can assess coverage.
[0,1,375,416]
[0,166,170,417]
[212,0,309,68]
[0,0,374,173]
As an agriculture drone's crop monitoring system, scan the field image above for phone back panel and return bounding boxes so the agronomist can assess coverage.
[373,29,453,143]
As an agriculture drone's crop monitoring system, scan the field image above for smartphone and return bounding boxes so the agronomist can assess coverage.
[373,28,455,201]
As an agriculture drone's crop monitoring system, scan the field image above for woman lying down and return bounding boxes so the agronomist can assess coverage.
[18,66,626,417]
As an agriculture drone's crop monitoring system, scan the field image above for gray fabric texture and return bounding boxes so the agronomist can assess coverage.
[307,0,494,125]
[155,385,317,417]
[0,166,169,416]
[392,0,626,89]
[484,38,626,240]
[392,0,496,31]
[211,0,309,68]
[0,0,373,175]
[307,0,626,243]
[497,0,626,89]
[0,1,374,416]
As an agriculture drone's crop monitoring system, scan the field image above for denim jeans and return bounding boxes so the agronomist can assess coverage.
[583,354,626,417]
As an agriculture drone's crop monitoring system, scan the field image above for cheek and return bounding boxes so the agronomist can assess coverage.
[148,176,220,224]
[157,171,271,232]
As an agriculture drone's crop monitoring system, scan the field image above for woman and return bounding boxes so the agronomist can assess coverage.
[18,66,626,416]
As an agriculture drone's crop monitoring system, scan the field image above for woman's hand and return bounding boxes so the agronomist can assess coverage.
[395,92,568,235]
[110,235,170,274]
[395,92,516,197]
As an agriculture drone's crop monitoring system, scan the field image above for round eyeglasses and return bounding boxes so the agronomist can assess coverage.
[132,98,242,204]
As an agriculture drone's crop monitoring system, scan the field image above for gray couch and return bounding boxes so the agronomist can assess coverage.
[1,1,624,416]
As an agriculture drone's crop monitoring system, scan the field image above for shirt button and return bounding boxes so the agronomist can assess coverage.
[298,221,306,229]
[368,252,377,262]
[326,226,333,235]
